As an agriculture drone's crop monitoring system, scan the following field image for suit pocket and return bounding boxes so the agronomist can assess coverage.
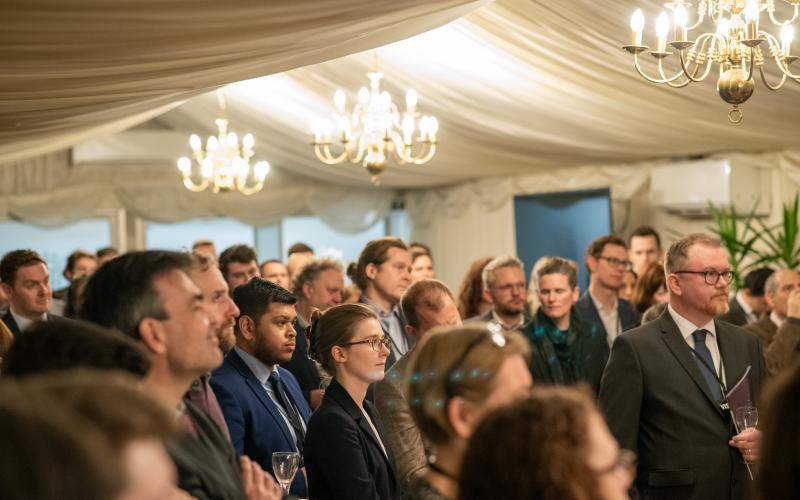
[646,469,694,487]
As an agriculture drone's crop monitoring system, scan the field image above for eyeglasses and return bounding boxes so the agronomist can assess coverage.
[594,449,637,476]
[597,256,632,269]
[443,326,507,399]
[340,336,391,352]
[492,282,526,293]
[673,269,734,285]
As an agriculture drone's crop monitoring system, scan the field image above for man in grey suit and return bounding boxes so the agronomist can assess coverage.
[600,233,765,500]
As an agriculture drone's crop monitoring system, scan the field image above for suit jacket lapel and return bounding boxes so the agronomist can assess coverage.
[659,314,725,418]
[327,380,397,475]
[2,311,22,337]
[228,350,296,446]
[715,320,748,397]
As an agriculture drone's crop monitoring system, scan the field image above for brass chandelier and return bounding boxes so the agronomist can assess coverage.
[310,56,438,185]
[177,90,270,195]
[623,0,799,123]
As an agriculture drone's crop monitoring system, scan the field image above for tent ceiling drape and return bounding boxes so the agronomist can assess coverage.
[0,0,488,163]
[155,0,800,188]
[2,0,800,225]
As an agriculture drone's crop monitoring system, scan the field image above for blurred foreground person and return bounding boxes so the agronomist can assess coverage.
[757,360,800,500]
[404,324,532,500]
[0,396,123,500]
[305,304,398,500]
[460,387,632,500]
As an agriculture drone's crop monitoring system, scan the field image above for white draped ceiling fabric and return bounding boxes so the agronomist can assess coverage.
[0,0,487,163]
[3,0,800,284]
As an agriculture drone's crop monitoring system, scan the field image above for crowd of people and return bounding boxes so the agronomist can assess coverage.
[1,226,799,500]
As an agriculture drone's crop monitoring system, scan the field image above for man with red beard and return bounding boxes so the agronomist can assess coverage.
[211,278,312,498]
[600,234,766,500]
[185,252,241,439]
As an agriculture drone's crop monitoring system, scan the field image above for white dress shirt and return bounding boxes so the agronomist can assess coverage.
[234,346,306,447]
[9,308,46,333]
[590,290,621,348]
[668,304,726,387]
[735,291,758,323]
[770,310,785,328]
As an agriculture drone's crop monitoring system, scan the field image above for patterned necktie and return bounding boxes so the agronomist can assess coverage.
[692,329,722,401]
[268,371,306,453]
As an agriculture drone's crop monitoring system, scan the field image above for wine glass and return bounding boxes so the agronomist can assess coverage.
[734,406,758,465]
[734,405,758,432]
[272,451,300,495]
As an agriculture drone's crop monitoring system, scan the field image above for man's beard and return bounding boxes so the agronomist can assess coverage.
[217,325,236,354]
[496,302,524,316]
[701,295,729,317]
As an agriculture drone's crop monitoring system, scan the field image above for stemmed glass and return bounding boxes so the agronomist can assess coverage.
[733,406,758,465]
[272,451,300,496]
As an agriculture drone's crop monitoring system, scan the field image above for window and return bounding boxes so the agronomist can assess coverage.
[0,218,111,291]
[146,217,255,252]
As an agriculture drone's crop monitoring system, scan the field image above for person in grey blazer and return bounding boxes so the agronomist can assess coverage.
[600,234,765,500]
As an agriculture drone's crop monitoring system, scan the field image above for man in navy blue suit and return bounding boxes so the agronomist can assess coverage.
[211,277,312,498]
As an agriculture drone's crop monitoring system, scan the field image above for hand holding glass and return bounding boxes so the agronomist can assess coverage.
[733,406,758,465]
[272,451,300,495]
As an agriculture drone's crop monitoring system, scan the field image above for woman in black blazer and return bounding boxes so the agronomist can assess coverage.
[304,304,399,500]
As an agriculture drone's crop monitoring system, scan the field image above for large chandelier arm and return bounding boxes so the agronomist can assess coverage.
[767,2,800,26]
[675,35,718,83]
[313,142,351,165]
[633,53,689,84]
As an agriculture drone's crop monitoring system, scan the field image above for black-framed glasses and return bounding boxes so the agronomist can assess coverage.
[674,269,735,285]
[443,326,507,399]
[597,256,632,269]
[594,449,637,476]
[340,336,391,352]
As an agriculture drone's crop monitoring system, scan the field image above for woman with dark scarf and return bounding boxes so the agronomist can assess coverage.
[523,257,607,393]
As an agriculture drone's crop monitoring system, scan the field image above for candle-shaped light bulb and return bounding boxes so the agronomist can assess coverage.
[405,89,418,111]
[630,9,645,46]
[717,18,730,38]
[781,25,794,55]
[429,117,439,136]
[189,134,202,152]
[745,0,759,39]
[656,12,670,52]
[254,161,270,181]
[177,156,191,173]
[243,133,254,150]
[227,132,238,148]
[745,0,759,23]
[207,136,219,151]
[674,4,688,42]
[333,89,346,112]
[357,86,370,105]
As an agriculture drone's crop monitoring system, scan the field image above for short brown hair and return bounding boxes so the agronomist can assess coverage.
[533,256,578,290]
[460,386,604,500]
[308,303,379,375]
[405,324,530,445]
[347,237,408,290]
[585,235,627,259]
[400,279,454,329]
[292,257,343,297]
[457,257,493,319]
[664,233,722,274]
[287,242,314,256]
[218,244,258,279]
[0,249,47,285]
[628,226,661,248]
[65,250,96,274]
[631,261,667,314]
[192,239,214,251]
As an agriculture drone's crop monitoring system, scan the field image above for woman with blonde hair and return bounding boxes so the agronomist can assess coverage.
[305,303,399,500]
[404,324,532,500]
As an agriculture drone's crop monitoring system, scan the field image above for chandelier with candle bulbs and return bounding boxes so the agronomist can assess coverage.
[310,60,438,185]
[623,0,799,123]
[177,90,270,195]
